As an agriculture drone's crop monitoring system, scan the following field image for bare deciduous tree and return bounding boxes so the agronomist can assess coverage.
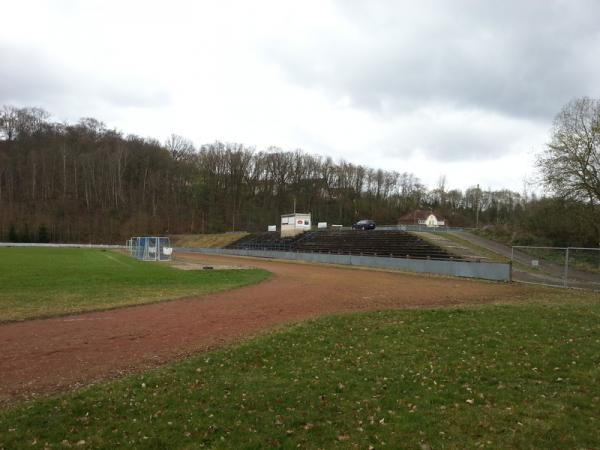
[538,97,600,204]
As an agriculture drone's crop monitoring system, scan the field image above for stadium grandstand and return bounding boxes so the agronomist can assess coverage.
[226,230,459,260]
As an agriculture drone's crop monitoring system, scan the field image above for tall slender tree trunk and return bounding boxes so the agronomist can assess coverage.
[62,144,67,201]
[31,160,36,200]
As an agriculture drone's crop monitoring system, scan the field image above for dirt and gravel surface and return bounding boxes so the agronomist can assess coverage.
[0,253,530,404]
[169,256,252,270]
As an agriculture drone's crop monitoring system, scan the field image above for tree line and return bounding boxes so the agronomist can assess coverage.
[1,100,598,247]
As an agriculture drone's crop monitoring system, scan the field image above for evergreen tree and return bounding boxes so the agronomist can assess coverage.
[38,225,50,243]
[8,224,18,242]
[19,224,31,243]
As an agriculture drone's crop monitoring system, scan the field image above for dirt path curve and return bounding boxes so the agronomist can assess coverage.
[0,253,528,404]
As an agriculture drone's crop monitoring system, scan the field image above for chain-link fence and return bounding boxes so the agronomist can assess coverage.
[511,246,600,291]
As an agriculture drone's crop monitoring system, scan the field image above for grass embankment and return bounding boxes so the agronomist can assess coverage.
[415,231,512,266]
[421,231,535,272]
[0,248,269,322]
[2,292,600,448]
[437,232,509,263]
[170,233,248,248]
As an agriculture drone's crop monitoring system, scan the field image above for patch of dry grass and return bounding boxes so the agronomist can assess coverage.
[170,232,248,248]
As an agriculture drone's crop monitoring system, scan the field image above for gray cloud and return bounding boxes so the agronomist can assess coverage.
[0,44,170,114]
[0,45,66,104]
[0,0,594,184]
[261,0,600,120]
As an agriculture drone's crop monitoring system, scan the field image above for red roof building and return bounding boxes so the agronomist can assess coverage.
[398,210,447,227]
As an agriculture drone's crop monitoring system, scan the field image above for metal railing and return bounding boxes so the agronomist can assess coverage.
[378,225,468,232]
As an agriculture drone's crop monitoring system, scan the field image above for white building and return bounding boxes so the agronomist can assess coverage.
[280,213,311,237]
[398,210,447,228]
[419,214,445,227]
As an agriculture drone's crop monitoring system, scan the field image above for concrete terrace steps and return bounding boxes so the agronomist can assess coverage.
[226,230,461,260]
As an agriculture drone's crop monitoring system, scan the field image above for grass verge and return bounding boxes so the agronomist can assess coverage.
[0,248,269,322]
[1,293,600,449]
[437,232,509,263]
[419,231,534,272]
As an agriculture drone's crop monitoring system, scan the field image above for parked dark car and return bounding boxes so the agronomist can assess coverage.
[352,219,376,230]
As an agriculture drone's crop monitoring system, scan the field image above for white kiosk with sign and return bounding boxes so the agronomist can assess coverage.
[280,213,311,237]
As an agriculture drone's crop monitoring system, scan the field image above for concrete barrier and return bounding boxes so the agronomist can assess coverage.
[176,247,511,282]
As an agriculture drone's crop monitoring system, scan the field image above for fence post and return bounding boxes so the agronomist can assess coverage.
[564,248,569,288]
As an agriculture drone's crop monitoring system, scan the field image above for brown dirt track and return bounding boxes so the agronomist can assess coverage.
[0,253,529,404]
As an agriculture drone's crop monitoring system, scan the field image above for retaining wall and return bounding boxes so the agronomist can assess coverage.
[177,247,511,282]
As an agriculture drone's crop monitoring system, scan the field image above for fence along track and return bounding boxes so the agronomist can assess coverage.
[511,245,600,291]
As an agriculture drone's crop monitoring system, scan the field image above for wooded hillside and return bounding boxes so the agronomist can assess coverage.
[1,105,597,246]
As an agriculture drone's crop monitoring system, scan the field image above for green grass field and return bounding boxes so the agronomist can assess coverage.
[2,294,600,449]
[0,248,269,322]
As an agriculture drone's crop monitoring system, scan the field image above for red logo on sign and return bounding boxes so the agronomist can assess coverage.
[297,220,303,224]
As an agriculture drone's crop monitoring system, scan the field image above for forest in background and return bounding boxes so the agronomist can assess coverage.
[1,105,598,247]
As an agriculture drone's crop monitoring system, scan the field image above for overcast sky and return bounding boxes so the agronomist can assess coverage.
[2,0,599,191]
